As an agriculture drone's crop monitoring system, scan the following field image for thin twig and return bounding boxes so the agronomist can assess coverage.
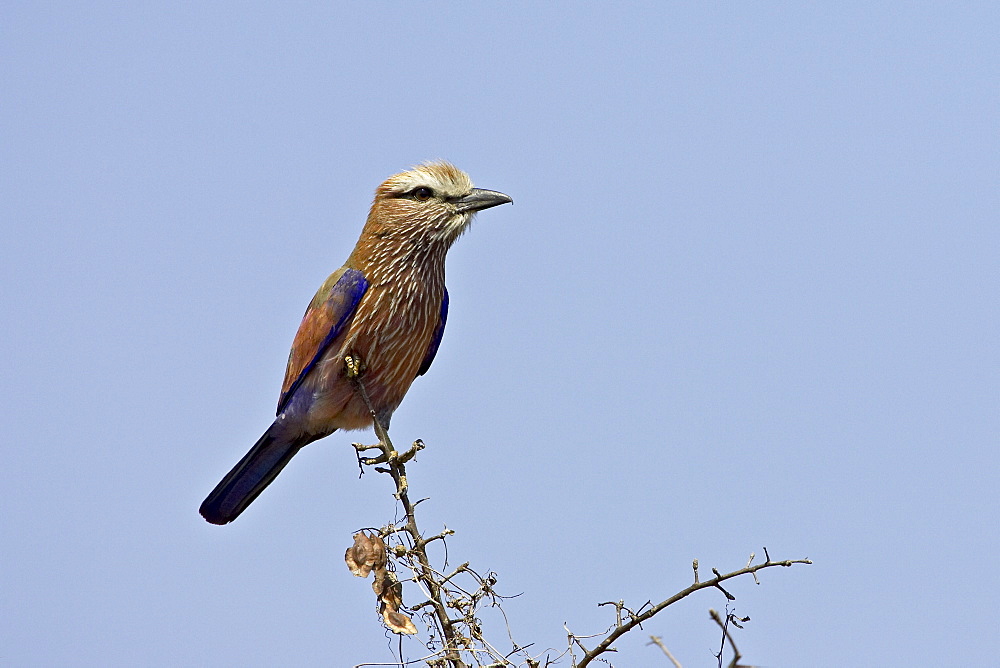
[574,554,812,668]
[710,607,748,668]
[648,635,682,668]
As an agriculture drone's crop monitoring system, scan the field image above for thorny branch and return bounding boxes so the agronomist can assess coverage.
[569,552,812,668]
[349,366,462,666]
[345,355,812,667]
[348,362,529,668]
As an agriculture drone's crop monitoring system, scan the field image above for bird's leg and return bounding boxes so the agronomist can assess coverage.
[345,354,410,498]
[345,352,382,461]
[345,352,393,452]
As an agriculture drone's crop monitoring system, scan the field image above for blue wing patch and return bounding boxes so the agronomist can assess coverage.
[417,288,448,377]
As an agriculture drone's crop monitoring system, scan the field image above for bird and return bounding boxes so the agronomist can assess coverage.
[199,162,512,525]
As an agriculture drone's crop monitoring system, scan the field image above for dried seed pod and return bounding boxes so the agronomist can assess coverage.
[345,531,386,578]
[382,608,417,635]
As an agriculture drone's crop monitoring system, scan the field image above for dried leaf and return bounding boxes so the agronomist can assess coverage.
[373,570,403,610]
[345,532,386,578]
[382,608,417,635]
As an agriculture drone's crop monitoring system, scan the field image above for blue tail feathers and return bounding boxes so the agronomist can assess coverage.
[199,422,322,525]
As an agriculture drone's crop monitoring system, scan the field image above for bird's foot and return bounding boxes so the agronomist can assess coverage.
[344,353,366,379]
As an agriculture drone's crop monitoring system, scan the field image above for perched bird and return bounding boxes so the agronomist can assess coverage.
[200,162,511,525]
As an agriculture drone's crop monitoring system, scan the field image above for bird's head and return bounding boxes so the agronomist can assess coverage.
[361,162,512,248]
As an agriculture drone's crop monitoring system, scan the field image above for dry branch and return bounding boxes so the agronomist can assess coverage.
[345,360,811,667]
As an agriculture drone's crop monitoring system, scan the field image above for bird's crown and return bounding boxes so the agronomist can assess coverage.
[376,161,474,201]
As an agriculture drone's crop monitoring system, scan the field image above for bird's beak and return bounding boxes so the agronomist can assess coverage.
[454,188,513,213]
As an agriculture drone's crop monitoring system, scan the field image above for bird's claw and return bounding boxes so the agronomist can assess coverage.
[344,353,365,379]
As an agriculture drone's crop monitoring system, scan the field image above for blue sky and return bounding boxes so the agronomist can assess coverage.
[3,3,997,666]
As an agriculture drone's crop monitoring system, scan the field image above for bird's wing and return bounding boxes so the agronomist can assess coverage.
[277,267,368,414]
[417,288,448,377]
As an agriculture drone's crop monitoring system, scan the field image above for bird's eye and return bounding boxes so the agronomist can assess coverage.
[412,187,433,201]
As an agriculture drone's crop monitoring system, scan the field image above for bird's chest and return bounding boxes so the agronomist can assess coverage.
[340,281,441,388]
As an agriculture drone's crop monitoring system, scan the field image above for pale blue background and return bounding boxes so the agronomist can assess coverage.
[3,3,997,666]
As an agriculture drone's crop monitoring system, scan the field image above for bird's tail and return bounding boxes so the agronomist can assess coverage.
[199,422,322,525]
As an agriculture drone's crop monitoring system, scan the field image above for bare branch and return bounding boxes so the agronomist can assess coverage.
[573,553,812,668]
[346,354,811,668]
[710,607,750,668]
[647,635,682,668]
